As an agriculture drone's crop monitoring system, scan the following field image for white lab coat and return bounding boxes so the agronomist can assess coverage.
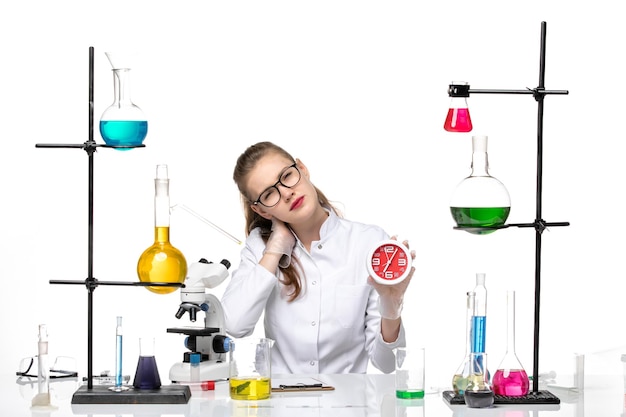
[222,210,406,374]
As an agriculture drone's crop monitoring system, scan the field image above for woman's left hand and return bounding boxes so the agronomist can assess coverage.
[367,238,416,320]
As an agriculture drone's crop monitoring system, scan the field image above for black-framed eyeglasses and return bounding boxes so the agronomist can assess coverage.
[253,163,301,208]
[16,355,78,379]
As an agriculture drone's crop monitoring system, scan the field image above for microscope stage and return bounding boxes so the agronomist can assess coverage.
[167,326,221,336]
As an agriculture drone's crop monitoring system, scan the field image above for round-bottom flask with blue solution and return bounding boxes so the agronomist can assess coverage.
[100,52,147,150]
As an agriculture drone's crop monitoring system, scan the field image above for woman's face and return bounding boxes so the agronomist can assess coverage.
[246,152,318,224]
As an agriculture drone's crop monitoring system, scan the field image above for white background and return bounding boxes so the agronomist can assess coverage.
[0,0,623,389]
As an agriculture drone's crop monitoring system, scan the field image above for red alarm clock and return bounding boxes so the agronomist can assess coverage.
[366,240,412,285]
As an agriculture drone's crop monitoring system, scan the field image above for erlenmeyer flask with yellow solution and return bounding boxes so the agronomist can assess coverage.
[137,164,187,294]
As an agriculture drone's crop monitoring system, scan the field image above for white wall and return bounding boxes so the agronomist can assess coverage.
[1,0,624,388]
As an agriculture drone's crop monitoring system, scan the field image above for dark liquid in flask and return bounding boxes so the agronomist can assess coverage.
[465,390,494,408]
[133,355,161,390]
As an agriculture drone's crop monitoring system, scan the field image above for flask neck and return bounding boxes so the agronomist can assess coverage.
[470,135,491,177]
[470,150,490,177]
[154,179,171,230]
[505,291,516,353]
[450,96,469,109]
[154,226,171,243]
[473,275,487,316]
[112,68,133,105]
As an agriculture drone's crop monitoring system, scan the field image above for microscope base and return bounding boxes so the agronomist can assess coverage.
[169,361,230,383]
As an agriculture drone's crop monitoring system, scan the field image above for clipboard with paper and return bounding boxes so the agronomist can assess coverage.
[271,377,335,392]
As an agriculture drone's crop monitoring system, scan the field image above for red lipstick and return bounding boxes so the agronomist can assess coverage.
[290,196,304,210]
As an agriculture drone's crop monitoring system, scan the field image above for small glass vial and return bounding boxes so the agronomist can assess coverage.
[492,290,529,396]
[444,82,473,132]
[100,52,148,150]
[452,291,475,395]
[450,135,511,234]
[137,164,188,294]
[464,352,494,408]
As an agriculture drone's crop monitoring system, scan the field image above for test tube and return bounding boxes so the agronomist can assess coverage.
[109,316,129,392]
[115,317,123,387]
[31,324,56,408]
[37,324,49,398]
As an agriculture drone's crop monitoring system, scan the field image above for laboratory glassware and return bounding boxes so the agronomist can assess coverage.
[37,324,49,396]
[622,354,626,410]
[31,324,54,408]
[472,273,489,383]
[133,337,162,390]
[452,291,475,395]
[450,135,511,234]
[395,397,425,417]
[99,52,148,149]
[471,273,487,354]
[109,316,129,392]
[395,347,425,399]
[464,352,494,408]
[137,164,188,294]
[229,337,274,400]
[492,290,529,396]
[444,81,473,132]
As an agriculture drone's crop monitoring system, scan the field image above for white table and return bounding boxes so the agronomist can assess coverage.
[4,372,624,416]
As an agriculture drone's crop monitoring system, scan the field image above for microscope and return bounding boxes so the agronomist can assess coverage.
[167,258,232,382]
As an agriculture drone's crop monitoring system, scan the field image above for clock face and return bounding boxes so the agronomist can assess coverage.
[367,240,412,285]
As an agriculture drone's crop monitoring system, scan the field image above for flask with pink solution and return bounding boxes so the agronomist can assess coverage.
[492,290,529,396]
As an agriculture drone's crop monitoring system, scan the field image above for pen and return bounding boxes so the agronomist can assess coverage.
[279,383,323,390]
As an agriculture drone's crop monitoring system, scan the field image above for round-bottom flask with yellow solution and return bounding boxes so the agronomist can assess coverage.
[137,165,187,294]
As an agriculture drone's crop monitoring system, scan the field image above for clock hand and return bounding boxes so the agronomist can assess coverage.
[382,248,398,273]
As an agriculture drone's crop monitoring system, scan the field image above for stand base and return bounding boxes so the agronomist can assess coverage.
[442,390,560,405]
[71,384,191,404]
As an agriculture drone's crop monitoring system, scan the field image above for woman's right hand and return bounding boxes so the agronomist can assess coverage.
[264,217,296,267]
